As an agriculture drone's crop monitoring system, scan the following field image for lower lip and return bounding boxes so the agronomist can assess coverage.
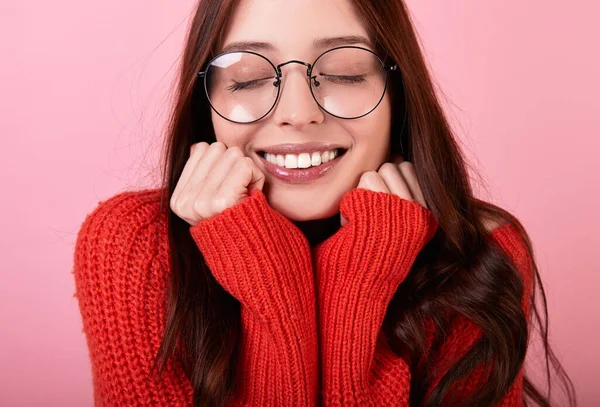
[258,151,345,184]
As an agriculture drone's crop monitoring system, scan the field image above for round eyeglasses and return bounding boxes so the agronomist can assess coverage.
[197,45,399,124]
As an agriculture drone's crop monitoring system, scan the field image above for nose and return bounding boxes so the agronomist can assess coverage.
[270,64,325,130]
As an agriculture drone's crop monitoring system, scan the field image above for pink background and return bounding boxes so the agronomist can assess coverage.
[1,1,598,405]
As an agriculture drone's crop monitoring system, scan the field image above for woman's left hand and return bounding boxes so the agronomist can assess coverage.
[341,155,429,226]
[315,155,437,406]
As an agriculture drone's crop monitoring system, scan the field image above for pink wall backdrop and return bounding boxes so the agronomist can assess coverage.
[1,1,598,405]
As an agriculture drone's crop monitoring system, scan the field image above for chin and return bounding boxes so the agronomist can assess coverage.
[265,188,342,221]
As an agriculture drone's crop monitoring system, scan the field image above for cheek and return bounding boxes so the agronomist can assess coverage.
[342,100,392,167]
[211,113,255,148]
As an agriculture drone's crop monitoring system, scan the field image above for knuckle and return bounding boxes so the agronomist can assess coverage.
[398,162,416,179]
[191,142,207,154]
[211,141,227,152]
[172,195,193,218]
[235,156,254,172]
[378,162,398,175]
[228,145,243,154]
[226,146,245,160]
[192,196,210,219]
[169,196,179,213]
[398,161,413,171]
[361,171,378,180]
[213,194,233,212]
[359,171,379,187]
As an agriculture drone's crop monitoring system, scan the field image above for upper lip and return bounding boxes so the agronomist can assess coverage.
[256,142,347,156]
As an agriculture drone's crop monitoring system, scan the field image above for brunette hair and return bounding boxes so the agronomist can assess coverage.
[150,1,576,406]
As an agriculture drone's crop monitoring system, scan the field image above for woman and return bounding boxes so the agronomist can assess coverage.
[73,0,575,406]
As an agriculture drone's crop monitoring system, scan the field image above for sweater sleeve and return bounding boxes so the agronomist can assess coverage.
[424,222,534,407]
[314,188,439,406]
[72,191,194,406]
[189,189,318,407]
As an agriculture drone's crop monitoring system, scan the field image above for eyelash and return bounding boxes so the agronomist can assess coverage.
[227,77,272,92]
[227,74,367,92]
[323,74,367,84]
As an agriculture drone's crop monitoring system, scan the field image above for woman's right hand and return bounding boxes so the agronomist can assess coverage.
[170,139,313,325]
[169,141,318,406]
[169,141,265,226]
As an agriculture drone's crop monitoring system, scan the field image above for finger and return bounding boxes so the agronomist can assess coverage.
[357,171,390,193]
[217,157,265,209]
[182,142,227,196]
[201,146,245,193]
[172,142,209,202]
[244,157,266,192]
[223,156,265,193]
[377,163,413,201]
[397,162,427,209]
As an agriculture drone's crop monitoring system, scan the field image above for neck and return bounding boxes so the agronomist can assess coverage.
[292,212,341,248]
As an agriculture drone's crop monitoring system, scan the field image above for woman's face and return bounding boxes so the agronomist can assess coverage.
[211,0,392,221]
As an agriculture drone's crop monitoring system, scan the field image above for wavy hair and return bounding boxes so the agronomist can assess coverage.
[150,0,576,406]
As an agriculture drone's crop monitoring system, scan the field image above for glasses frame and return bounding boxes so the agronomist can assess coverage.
[197,45,399,124]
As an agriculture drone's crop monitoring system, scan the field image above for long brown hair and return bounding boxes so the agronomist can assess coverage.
[150,0,576,406]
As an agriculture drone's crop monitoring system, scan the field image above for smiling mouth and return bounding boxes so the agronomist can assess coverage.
[258,148,348,169]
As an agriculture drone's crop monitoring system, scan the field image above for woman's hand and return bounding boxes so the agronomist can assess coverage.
[170,141,265,225]
[173,142,318,405]
[315,156,437,407]
[341,155,428,226]
[325,153,438,287]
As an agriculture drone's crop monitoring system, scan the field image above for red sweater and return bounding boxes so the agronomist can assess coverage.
[73,188,532,406]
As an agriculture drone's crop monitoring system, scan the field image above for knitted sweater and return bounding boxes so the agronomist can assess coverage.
[73,187,532,406]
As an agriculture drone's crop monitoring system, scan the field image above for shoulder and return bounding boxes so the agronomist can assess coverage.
[481,216,504,234]
[430,217,536,376]
[73,187,169,295]
[74,187,167,247]
[76,187,166,228]
[481,215,535,304]
[483,216,531,269]
[72,188,181,389]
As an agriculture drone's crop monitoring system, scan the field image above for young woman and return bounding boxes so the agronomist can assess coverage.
[73,0,576,406]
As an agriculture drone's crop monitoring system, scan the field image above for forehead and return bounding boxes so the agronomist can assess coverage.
[218,0,372,59]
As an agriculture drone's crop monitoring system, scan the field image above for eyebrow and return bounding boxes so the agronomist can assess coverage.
[218,35,374,55]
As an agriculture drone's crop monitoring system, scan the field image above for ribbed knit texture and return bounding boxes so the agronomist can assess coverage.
[189,189,318,406]
[314,189,439,406]
[73,187,533,406]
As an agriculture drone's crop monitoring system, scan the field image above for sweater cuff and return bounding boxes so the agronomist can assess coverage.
[189,189,314,321]
[340,188,438,244]
[326,188,438,287]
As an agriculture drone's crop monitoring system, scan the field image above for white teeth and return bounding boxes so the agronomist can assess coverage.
[311,152,321,166]
[284,154,298,168]
[297,153,311,168]
[265,153,277,165]
[263,149,343,168]
[276,154,285,166]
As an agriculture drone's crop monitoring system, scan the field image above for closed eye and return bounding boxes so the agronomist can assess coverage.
[320,74,367,84]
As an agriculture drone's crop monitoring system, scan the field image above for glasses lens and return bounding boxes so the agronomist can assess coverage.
[205,52,278,123]
[311,47,387,119]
